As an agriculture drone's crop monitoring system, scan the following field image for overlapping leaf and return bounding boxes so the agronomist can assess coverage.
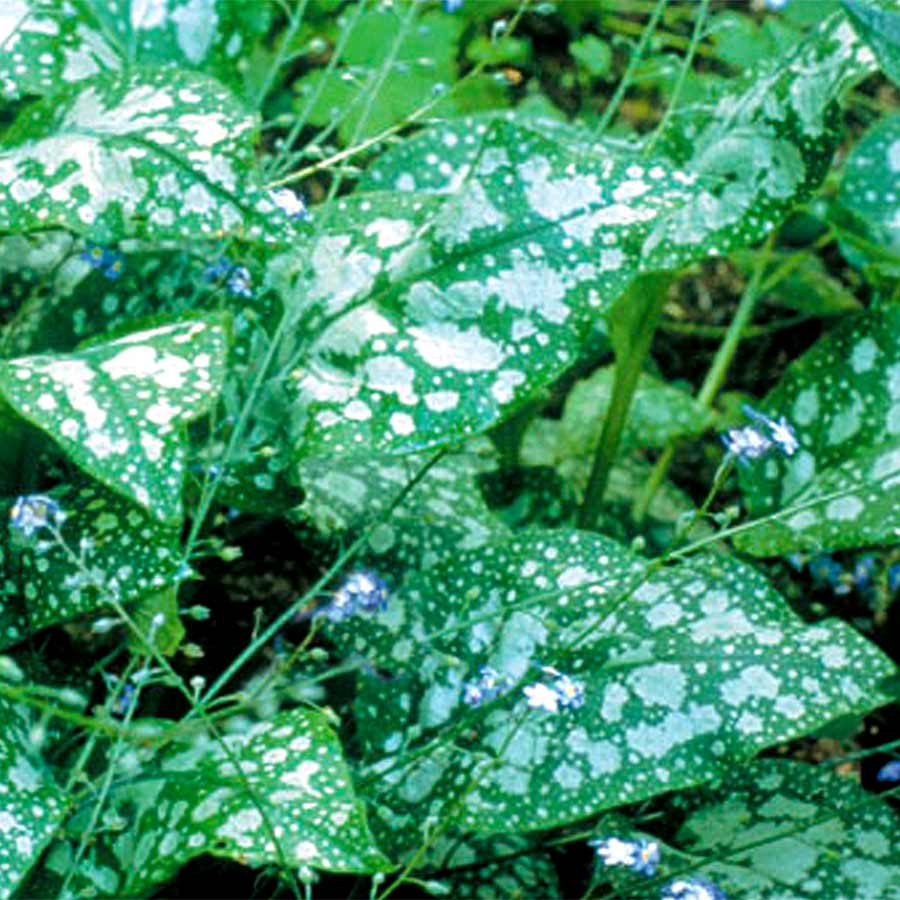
[346,530,894,839]
[0,0,271,100]
[0,698,68,900]
[659,760,900,899]
[4,481,181,644]
[835,112,900,278]
[736,307,900,555]
[0,316,229,522]
[0,67,293,242]
[285,15,870,461]
[38,708,390,897]
[294,445,504,569]
[843,0,900,88]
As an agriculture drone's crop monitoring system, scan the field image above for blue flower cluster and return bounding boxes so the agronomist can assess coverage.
[269,188,309,221]
[589,836,660,876]
[589,836,728,899]
[791,551,898,604]
[80,244,124,280]
[462,665,514,707]
[720,404,798,464]
[661,877,728,900]
[203,257,253,298]
[877,759,900,783]
[523,665,585,712]
[9,494,64,537]
[320,571,389,622]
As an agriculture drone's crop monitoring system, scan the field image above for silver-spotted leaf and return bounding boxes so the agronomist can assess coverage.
[43,707,390,897]
[294,446,504,569]
[0,698,69,900]
[6,481,181,643]
[350,530,894,837]
[0,67,292,242]
[835,112,900,278]
[666,759,900,899]
[843,0,900,88]
[286,16,869,460]
[0,0,272,100]
[736,307,900,555]
[0,316,229,522]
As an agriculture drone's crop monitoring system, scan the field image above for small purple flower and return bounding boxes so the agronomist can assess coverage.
[10,494,64,537]
[203,258,253,298]
[321,571,389,622]
[853,554,877,590]
[523,682,560,712]
[226,265,253,298]
[269,188,309,221]
[877,760,900,783]
[660,876,728,900]
[462,665,513,707]
[589,836,660,877]
[741,404,799,457]
[888,562,900,594]
[80,244,124,280]
[523,665,585,713]
[720,425,772,463]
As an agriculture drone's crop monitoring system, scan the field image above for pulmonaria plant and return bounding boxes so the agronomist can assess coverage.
[0,2,899,899]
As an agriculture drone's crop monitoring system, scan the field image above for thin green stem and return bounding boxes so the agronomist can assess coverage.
[577,276,669,528]
[644,0,709,155]
[632,234,775,524]
[593,0,670,138]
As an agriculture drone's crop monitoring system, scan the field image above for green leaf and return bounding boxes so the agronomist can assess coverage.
[423,838,560,900]
[0,316,229,523]
[6,480,181,644]
[835,112,900,279]
[735,307,900,555]
[662,759,900,899]
[570,34,612,79]
[284,17,870,461]
[292,8,465,144]
[0,67,292,242]
[525,366,709,463]
[294,446,505,568]
[42,708,390,897]
[348,530,895,837]
[843,0,900,88]
[0,698,69,900]
[0,0,272,100]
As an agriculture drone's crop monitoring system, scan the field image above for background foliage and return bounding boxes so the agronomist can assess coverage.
[0,1,899,898]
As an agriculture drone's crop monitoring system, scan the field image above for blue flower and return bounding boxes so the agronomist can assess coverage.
[226,265,253,298]
[321,571,389,622]
[523,682,560,712]
[523,665,586,713]
[80,244,124,280]
[888,562,900,594]
[588,836,660,877]
[202,258,253,298]
[660,876,728,900]
[741,404,799,457]
[765,0,788,9]
[722,405,799,464]
[462,665,513,707]
[877,760,900,783]
[853,554,877,591]
[552,672,585,709]
[442,0,464,11]
[720,425,772,463]
[269,188,309,221]
[9,494,64,537]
